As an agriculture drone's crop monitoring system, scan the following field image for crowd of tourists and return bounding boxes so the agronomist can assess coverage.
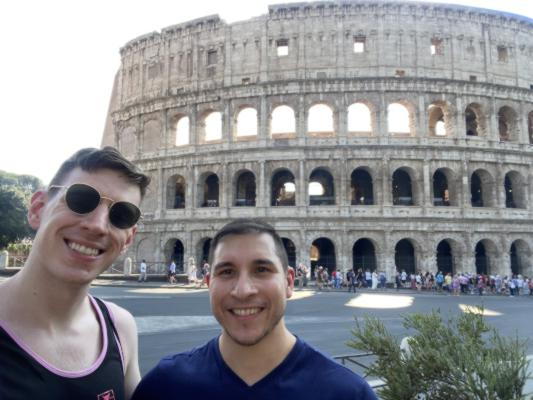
[294,265,533,296]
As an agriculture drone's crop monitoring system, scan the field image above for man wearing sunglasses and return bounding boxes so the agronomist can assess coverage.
[0,147,150,400]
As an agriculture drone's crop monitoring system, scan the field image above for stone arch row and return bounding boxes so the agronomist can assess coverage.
[166,101,533,145]
[165,165,529,209]
[140,235,533,279]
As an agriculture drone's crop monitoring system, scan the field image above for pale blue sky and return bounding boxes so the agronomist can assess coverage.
[0,0,531,184]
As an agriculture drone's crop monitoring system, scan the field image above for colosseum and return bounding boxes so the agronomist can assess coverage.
[102,0,533,280]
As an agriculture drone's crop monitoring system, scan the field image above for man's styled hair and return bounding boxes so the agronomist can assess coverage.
[48,147,151,198]
[208,219,289,271]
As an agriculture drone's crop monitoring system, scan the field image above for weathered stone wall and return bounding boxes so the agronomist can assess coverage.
[102,1,533,279]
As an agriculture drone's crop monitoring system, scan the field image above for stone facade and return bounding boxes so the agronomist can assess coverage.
[102,1,533,279]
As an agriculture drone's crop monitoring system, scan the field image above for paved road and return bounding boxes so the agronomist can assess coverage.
[89,283,533,395]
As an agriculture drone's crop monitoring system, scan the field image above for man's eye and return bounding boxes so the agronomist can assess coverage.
[256,266,270,273]
[218,269,234,276]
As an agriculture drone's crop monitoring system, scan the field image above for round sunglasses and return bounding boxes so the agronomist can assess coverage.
[48,183,141,229]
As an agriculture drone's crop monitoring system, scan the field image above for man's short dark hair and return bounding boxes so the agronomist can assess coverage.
[48,147,151,198]
[208,219,289,271]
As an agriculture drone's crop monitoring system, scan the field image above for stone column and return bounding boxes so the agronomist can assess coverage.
[423,160,431,207]
[156,166,163,219]
[455,97,465,138]
[258,160,266,207]
[298,159,306,206]
[461,159,470,209]
[381,157,391,205]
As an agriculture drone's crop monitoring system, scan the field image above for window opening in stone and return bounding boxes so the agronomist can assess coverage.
[310,238,336,278]
[276,39,289,56]
[395,239,415,274]
[498,106,516,142]
[308,104,334,133]
[387,103,411,135]
[204,111,222,141]
[200,238,212,265]
[497,45,508,62]
[271,170,296,206]
[350,169,374,205]
[395,69,406,77]
[202,174,219,207]
[165,239,184,273]
[167,174,186,209]
[465,105,479,136]
[528,111,533,144]
[235,171,256,206]
[352,239,376,271]
[510,241,528,276]
[430,38,443,55]
[282,238,296,268]
[432,170,449,206]
[470,172,483,207]
[186,53,193,77]
[436,240,453,275]
[175,116,190,146]
[504,175,515,208]
[309,169,335,205]
[207,49,217,65]
[348,103,372,133]
[392,169,413,205]
[428,105,447,136]
[353,35,366,53]
[469,75,477,82]
[236,107,258,137]
[475,242,488,275]
[271,105,296,136]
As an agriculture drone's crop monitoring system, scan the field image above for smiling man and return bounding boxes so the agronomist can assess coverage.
[0,147,150,399]
[132,219,377,400]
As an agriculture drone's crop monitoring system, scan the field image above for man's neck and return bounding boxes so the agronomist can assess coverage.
[0,262,90,329]
[218,320,296,386]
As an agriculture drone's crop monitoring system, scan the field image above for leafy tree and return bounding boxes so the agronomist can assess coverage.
[348,309,531,400]
[0,170,42,249]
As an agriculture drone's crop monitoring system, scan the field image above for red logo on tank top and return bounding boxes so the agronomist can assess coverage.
[97,390,115,400]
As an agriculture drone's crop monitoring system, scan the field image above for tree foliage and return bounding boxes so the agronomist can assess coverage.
[0,170,43,249]
[348,309,531,400]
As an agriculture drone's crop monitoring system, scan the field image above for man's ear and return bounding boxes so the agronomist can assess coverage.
[121,226,137,253]
[27,191,48,230]
[286,266,295,299]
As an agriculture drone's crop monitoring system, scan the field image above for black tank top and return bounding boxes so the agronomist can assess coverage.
[0,297,125,400]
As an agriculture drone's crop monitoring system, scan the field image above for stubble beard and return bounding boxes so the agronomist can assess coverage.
[223,310,285,347]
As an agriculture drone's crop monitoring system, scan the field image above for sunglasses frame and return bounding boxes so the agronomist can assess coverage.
[48,183,142,229]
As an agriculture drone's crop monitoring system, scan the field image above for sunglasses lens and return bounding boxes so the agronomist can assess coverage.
[65,184,100,214]
[109,202,141,229]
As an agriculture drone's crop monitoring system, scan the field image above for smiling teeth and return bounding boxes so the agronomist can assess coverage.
[68,241,100,256]
[233,308,261,316]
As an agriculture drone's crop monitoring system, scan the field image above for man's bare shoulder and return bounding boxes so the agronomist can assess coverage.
[102,301,137,335]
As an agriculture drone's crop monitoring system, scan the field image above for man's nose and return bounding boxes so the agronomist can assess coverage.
[231,273,258,298]
[80,204,109,233]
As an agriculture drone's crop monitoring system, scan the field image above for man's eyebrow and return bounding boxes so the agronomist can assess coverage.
[212,262,234,270]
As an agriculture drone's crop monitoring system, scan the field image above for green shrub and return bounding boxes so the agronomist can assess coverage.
[348,309,531,400]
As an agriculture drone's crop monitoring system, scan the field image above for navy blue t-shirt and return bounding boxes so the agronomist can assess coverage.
[132,336,377,400]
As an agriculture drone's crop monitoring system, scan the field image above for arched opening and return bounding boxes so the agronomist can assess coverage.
[235,171,256,206]
[465,103,484,136]
[348,103,372,133]
[271,170,296,206]
[236,107,258,137]
[309,168,335,205]
[201,173,219,207]
[392,169,413,206]
[387,103,412,135]
[175,116,190,146]
[505,171,525,209]
[352,239,377,271]
[528,111,533,144]
[436,240,453,274]
[428,104,448,136]
[350,168,374,205]
[308,104,334,133]
[200,238,212,266]
[164,239,184,273]
[475,242,488,275]
[498,106,517,142]
[167,174,186,209]
[510,240,530,276]
[310,238,336,278]
[204,111,222,142]
[395,239,415,274]
[282,238,296,268]
[433,169,450,206]
[271,105,296,136]
[471,170,495,208]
